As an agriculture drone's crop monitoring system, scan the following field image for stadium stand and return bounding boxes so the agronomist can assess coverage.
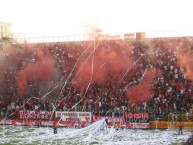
[0,36,193,123]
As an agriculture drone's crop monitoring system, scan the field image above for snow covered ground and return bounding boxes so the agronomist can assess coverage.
[0,119,192,145]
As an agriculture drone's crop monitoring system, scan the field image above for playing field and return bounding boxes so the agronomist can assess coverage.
[0,123,192,145]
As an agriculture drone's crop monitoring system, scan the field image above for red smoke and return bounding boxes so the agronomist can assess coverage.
[177,50,193,81]
[18,58,55,96]
[36,48,44,60]
[72,47,132,89]
[126,67,156,105]
[0,58,5,87]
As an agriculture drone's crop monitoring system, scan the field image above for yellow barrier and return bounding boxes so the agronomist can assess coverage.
[150,121,193,129]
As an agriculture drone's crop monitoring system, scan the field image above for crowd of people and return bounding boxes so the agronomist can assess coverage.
[0,36,193,121]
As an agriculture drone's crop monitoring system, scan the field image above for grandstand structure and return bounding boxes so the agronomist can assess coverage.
[0,22,12,50]
[1,21,193,44]
[0,21,193,133]
[0,22,12,39]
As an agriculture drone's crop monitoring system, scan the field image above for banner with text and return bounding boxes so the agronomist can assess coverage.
[55,111,91,122]
[92,115,125,124]
[17,110,53,120]
[125,113,149,123]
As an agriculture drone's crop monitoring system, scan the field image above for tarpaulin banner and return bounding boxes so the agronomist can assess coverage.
[0,119,149,128]
[125,113,149,123]
[17,110,53,120]
[126,123,150,129]
[92,115,125,124]
[55,111,91,122]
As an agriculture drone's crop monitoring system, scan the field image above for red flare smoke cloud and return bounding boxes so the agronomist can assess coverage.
[73,48,132,88]
[18,58,55,96]
[177,50,193,81]
[127,68,156,104]
[0,59,5,86]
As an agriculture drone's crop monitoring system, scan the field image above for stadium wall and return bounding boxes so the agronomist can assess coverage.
[1,110,193,129]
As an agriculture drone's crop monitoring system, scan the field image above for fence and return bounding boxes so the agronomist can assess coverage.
[11,30,193,44]
[13,33,123,43]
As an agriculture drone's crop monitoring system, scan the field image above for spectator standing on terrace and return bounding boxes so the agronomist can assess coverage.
[105,118,108,125]
[114,122,119,131]
[52,121,58,134]
[178,122,183,135]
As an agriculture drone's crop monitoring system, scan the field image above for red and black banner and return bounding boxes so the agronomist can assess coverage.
[125,113,149,123]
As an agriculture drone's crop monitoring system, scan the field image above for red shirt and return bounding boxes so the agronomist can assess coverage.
[178,124,183,129]
[52,122,57,129]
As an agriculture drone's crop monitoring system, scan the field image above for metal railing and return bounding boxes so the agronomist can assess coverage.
[146,30,193,38]
[11,29,193,44]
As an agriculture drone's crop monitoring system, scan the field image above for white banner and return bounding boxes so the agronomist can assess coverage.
[124,33,136,40]
[55,111,91,122]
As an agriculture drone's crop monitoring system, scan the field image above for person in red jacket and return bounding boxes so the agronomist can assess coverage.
[53,121,58,134]
[178,122,183,135]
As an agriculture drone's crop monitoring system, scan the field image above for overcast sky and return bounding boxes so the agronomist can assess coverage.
[0,0,193,37]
